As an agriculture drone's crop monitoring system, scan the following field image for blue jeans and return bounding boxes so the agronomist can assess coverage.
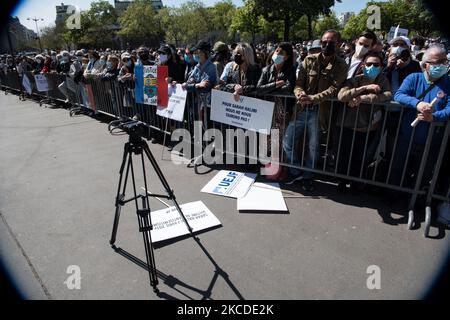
[283,107,319,179]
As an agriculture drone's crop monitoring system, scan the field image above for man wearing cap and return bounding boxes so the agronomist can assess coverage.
[182,40,217,128]
[308,40,322,55]
[382,35,422,167]
[157,44,185,84]
[182,40,217,97]
[388,44,450,188]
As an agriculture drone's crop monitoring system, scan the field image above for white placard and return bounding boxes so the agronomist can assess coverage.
[387,26,409,42]
[211,89,275,134]
[150,201,221,243]
[143,65,158,105]
[201,170,257,199]
[156,84,187,122]
[237,182,288,212]
[34,74,50,92]
[22,74,32,95]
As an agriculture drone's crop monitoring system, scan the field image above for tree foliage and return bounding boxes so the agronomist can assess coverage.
[342,0,440,41]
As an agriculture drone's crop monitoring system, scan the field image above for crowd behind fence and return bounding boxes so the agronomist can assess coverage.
[1,70,449,237]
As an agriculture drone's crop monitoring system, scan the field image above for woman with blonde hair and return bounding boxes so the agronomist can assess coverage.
[218,42,261,99]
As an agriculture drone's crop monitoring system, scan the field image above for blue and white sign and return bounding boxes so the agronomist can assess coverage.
[201,170,257,199]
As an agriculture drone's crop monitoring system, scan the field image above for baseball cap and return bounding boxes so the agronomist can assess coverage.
[213,41,228,53]
[389,36,411,47]
[191,40,211,53]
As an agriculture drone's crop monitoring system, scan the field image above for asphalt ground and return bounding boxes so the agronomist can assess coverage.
[0,92,449,300]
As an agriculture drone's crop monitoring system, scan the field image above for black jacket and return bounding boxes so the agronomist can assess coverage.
[256,63,296,96]
[218,62,261,95]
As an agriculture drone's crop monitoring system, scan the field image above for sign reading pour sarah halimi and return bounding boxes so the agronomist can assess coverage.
[150,201,221,243]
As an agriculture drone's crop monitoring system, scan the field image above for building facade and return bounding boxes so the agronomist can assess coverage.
[114,0,163,15]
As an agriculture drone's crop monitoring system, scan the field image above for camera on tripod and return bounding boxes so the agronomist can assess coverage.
[108,116,145,139]
[108,115,193,294]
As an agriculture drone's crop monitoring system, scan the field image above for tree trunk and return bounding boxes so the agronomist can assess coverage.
[307,14,313,40]
[284,16,290,42]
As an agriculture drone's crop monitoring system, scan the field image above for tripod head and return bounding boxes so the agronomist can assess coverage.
[108,116,145,141]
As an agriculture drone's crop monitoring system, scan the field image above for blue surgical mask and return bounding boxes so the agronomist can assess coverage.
[106,61,113,69]
[428,64,448,79]
[184,54,191,63]
[272,54,284,65]
[193,54,200,63]
[363,65,381,80]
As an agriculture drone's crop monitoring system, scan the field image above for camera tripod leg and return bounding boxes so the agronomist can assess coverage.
[138,196,159,293]
[110,145,132,246]
[143,143,194,233]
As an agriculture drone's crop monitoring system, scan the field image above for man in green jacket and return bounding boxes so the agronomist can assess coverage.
[282,29,348,191]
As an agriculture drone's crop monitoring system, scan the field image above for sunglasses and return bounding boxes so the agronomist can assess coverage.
[365,62,381,67]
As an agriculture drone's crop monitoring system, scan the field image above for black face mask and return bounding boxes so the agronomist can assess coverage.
[322,43,336,57]
[139,54,149,61]
[234,54,244,65]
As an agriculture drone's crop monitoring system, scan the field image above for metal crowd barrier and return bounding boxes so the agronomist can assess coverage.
[1,70,449,237]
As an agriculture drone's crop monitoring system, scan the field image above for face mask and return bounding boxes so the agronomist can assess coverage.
[428,64,448,79]
[355,44,369,59]
[322,43,336,57]
[193,54,200,63]
[272,54,284,65]
[391,46,406,57]
[126,60,132,67]
[159,54,168,64]
[184,54,191,63]
[234,54,244,65]
[99,60,106,66]
[77,56,83,62]
[106,61,113,69]
[363,65,381,80]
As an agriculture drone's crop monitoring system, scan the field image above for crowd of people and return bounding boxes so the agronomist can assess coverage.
[1,31,450,220]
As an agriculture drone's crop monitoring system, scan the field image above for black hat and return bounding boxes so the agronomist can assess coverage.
[157,44,172,56]
[191,40,211,53]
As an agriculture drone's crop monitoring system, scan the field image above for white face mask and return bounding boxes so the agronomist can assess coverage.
[355,44,369,59]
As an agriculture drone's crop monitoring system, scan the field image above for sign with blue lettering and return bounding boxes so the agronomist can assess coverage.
[201,170,257,199]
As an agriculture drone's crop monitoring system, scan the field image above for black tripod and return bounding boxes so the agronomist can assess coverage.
[109,122,193,293]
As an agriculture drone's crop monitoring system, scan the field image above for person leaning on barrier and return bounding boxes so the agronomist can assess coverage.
[257,42,296,96]
[101,55,119,81]
[83,50,102,79]
[281,30,348,191]
[389,44,450,190]
[182,40,217,103]
[157,44,186,85]
[256,42,297,179]
[336,52,392,192]
[217,42,261,98]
